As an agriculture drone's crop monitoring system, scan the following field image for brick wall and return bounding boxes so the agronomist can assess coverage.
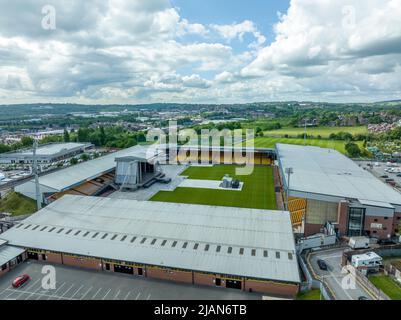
[62,255,102,270]
[337,201,349,236]
[45,252,63,264]
[193,272,217,287]
[244,279,299,297]
[364,216,393,239]
[304,223,323,236]
[393,213,401,234]
[146,267,193,284]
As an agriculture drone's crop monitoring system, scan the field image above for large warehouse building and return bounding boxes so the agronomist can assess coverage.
[0,142,92,164]
[277,144,401,239]
[0,195,300,297]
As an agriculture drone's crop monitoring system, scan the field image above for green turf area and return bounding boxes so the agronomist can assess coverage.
[369,274,401,300]
[151,165,277,210]
[264,126,368,138]
[241,137,364,155]
[296,289,324,300]
[0,191,36,216]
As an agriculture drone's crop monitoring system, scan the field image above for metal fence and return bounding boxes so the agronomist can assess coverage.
[347,265,390,300]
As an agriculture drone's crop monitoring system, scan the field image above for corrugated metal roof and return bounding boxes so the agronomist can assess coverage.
[0,245,25,266]
[24,145,160,191]
[1,143,90,157]
[358,199,395,209]
[277,144,401,206]
[1,195,300,283]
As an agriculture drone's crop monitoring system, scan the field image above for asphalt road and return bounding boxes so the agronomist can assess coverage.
[309,249,373,300]
[0,261,262,300]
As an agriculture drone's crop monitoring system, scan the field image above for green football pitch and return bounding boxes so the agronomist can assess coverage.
[241,137,364,154]
[151,165,277,210]
[264,126,367,138]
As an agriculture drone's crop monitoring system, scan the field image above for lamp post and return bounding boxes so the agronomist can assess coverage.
[285,167,294,211]
[33,140,42,211]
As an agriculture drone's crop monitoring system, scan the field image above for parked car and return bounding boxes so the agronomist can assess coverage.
[378,239,396,246]
[396,173,401,177]
[12,274,30,288]
[380,175,389,179]
[317,259,328,271]
[358,296,369,300]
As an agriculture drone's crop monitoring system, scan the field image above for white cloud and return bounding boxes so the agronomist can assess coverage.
[0,0,400,104]
[211,20,266,48]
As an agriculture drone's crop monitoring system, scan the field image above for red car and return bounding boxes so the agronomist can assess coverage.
[12,274,30,288]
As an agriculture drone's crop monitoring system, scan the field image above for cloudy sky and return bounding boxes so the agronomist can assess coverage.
[0,0,400,104]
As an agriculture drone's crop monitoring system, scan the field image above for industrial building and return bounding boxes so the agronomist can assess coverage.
[0,240,26,277]
[0,195,300,297]
[0,142,93,164]
[15,144,162,203]
[276,144,401,240]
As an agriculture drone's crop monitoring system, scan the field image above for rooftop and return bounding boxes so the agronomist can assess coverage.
[277,144,401,206]
[0,244,25,266]
[1,143,91,157]
[1,195,300,283]
[24,144,161,191]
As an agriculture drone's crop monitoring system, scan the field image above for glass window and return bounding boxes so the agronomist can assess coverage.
[347,207,366,237]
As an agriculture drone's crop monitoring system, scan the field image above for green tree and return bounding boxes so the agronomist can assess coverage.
[63,129,70,143]
[99,126,106,146]
[70,158,78,165]
[80,153,90,162]
[345,142,362,158]
[21,136,34,147]
[77,128,90,142]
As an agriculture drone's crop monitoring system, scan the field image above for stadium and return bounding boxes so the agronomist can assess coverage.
[2,142,401,297]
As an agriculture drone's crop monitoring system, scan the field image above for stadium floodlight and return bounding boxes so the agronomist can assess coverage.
[285,167,294,211]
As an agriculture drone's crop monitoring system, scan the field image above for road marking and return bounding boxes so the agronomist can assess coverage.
[80,286,94,300]
[18,278,43,300]
[59,284,75,300]
[328,271,353,300]
[146,294,151,300]
[135,292,141,300]
[123,291,132,300]
[5,278,40,300]
[70,285,84,299]
[3,288,72,300]
[113,290,121,300]
[91,288,103,300]
[46,282,66,300]
[102,288,112,300]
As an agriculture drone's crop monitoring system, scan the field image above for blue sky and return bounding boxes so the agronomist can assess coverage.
[172,0,290,36]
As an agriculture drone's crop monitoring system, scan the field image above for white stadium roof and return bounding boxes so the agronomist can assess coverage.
[0,195,300,283]
[24,144,161,192]
[277,143,401,206]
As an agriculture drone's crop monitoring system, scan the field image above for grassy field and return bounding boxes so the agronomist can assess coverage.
[296,289,323,300]
[151,165,277,210]
[0,192,36,216]
[264,126,368,138]
[369,274,401,300]
[241,137,364,154]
